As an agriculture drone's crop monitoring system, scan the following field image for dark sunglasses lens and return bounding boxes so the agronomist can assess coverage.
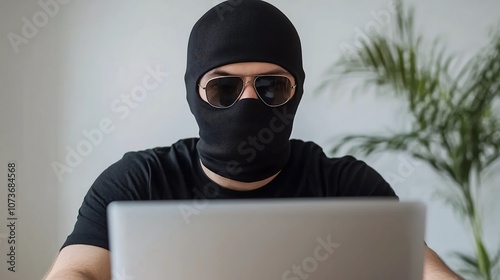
[255,76,293,106]
[205,77,243,107]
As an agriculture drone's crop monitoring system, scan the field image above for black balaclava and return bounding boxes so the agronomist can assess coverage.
[185,0,305,182]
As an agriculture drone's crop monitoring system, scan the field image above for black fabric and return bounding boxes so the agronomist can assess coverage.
[62,138,398,251]
[190,99,295,182]
[185,0,305,182]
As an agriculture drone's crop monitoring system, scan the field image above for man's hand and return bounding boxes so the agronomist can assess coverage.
[423,245,462,280]
[43,244,458,279]
[43,245,110,280]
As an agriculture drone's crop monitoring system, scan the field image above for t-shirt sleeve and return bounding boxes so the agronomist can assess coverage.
[61,152,150,251]
[334,156,398,198]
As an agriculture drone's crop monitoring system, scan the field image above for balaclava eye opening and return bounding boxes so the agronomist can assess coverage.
[185,0,305,182]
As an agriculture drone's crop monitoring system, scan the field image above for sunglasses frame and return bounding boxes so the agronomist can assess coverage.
[199,74,297,108]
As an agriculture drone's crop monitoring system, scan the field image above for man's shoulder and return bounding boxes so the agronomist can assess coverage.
[90,138,200,197]
[289,139,357,164]
[289,139,324,157]
[288,139,396,197]
[103,138,199,180]
[121,138,199,163]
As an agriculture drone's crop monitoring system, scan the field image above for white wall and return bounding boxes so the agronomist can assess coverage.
[0,0,499,279]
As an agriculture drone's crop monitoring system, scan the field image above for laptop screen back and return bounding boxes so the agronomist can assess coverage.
[108,199,425,280]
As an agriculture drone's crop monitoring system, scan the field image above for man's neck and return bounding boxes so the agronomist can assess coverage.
[200,161,280,191]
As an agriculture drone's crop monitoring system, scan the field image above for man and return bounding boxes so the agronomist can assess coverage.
[44,1,461,279]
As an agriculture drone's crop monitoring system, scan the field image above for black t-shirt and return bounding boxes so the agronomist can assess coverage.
[62,138,397,250]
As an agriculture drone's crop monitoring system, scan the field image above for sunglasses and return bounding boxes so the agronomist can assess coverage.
[199,75,297,108]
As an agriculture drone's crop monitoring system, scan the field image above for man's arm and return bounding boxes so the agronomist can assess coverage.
[424,245,462,280]
[43,245,110,280]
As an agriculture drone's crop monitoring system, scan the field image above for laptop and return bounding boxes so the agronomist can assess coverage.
[108,199,426,280]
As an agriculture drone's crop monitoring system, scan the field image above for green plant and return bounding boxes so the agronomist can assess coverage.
[318,1,500,279]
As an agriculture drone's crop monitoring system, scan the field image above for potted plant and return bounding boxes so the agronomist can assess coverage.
[318,1,500,279]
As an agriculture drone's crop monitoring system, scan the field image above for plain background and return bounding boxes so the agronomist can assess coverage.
[0,0,499,279]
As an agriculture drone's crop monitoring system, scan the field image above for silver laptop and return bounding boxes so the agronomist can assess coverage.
[108,199,426,280]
